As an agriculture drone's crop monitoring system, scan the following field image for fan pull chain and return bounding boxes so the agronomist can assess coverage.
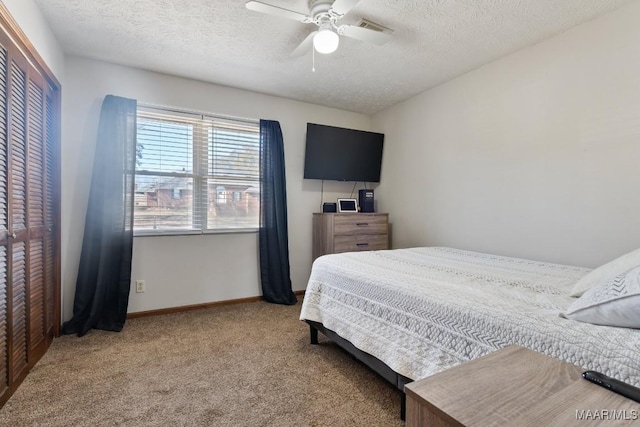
[312,47,316,72]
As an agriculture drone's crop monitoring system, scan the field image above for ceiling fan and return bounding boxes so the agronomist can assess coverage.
[246,0,392,55]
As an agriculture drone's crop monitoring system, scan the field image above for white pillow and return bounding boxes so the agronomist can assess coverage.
[570,247,640,297]
[561,266,640,329]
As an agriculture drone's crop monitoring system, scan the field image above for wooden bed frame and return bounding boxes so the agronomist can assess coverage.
[306,320,412,420]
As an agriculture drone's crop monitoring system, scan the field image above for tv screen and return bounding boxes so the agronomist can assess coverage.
[303,123,384,182]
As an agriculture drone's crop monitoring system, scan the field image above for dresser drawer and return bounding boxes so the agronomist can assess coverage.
[334,234,389,253]
[333,214,388,236]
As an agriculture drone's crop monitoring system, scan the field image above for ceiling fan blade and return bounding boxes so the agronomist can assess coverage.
[329,0,361,16]
[291,31,317,57]
[338,25,392,45]
[246,1,309,22]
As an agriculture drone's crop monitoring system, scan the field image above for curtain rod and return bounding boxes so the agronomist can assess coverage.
[138,102,260,125]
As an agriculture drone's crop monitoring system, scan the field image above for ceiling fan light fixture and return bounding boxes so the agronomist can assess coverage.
[313,27,339,54]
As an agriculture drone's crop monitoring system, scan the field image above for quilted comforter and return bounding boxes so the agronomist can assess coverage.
[299,247,640,386]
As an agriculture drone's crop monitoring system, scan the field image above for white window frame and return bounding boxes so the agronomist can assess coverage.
[134,104,260,236]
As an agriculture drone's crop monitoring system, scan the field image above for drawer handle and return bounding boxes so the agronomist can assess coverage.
[356,223,369,226]
[356,243,369,247]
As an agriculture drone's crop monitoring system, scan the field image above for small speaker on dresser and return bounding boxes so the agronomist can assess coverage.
[322,202,337,213]
[358,189,375,213]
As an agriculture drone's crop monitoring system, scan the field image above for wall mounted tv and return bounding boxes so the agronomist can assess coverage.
[303,123,384,182]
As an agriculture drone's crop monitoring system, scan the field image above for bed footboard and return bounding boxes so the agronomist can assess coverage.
[306,320,411,420]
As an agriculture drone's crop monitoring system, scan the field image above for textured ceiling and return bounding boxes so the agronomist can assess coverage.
[35,0,633,115]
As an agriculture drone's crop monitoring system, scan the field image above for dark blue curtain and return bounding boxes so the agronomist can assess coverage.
[62,95,137,336]
[259,120,297,305]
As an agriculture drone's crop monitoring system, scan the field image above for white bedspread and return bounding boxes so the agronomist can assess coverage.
[299,247,640,386]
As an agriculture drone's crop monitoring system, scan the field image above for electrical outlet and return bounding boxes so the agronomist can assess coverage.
[135,280,145,293]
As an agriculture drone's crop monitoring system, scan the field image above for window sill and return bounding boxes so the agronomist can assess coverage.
[134,228,259,238]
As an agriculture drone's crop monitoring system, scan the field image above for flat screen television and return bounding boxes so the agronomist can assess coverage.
[303,123,384,182]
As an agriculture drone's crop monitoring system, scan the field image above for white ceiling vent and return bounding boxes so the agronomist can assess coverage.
[356,19,391,33]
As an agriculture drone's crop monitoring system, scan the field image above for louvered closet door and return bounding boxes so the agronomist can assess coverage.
[27,70,48,360]
[0,32,56,397]
[8,48,30,385]
[0,38,9,397]
[43,92,55,338]
[0,10,60,408]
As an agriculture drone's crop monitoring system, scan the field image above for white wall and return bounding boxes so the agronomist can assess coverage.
[374,1,640,268]
[62,56,371,318]
[1,0,64,82]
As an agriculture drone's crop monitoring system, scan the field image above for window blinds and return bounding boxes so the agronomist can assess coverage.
[135,106,260,234]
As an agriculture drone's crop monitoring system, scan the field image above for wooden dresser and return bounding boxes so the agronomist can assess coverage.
[312,213,389,260]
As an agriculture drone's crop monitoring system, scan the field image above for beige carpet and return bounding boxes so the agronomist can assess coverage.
[0,301,403,426]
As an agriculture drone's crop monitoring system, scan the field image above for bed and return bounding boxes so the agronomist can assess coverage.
[299,247,640,414]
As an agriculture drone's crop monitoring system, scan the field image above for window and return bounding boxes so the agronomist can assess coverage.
[134,106,260,234]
